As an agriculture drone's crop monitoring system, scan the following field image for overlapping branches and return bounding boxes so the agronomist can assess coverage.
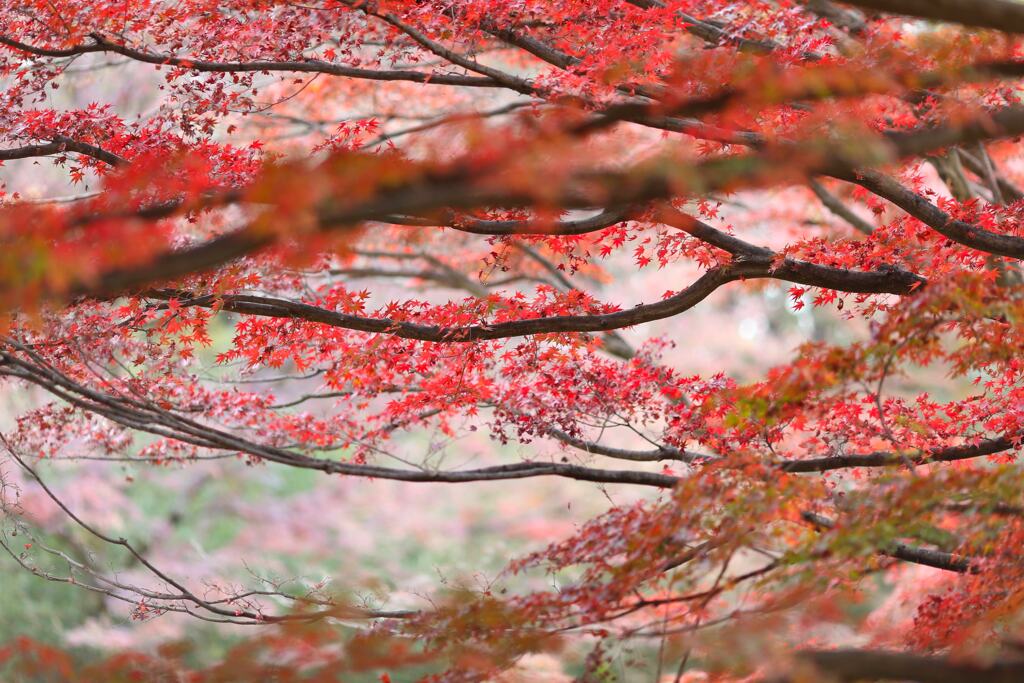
[0,34,502,88]
[3,0,1024,675]
[0,345,679,489]
[18,101,1024,310]
[142,256,921,343]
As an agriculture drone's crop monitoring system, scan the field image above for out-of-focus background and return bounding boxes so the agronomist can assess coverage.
[0,47,975,681]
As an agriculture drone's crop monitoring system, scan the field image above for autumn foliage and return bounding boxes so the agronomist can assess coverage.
[6,0,1024,681]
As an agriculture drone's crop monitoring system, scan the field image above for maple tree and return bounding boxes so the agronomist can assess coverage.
[7,0,1024,680]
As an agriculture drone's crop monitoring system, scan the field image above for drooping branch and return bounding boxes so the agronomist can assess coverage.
[0,349,680,489]
[808,179,875,235]
[0,438,343,624]
[0,34,504,89]
[958,147,1024,203]
[379,206,634,236]
[544,425,705,463]
[344,2,536,97]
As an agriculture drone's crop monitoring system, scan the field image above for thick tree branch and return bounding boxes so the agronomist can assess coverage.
[797,648,1024,682]
[145,256,922,343]
[802,511,975,573]
[801,0,868,34]
[847,170,1024,259]
[842,0,1024,34]
[0,136,127,167]
[22,102,1024,307]
[779,435,1015,472]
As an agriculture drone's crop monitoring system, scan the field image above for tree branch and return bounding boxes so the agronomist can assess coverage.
[797,648,1024,683]
[0,136,127,167]
[802,511,975,573]
[842,0,1024,34]
[778,435,1015,472]
[0,34,504,89]
[808,179,875,235]
[144,255,922,343]
[0,350,680,489]
[847,170,1024,259]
